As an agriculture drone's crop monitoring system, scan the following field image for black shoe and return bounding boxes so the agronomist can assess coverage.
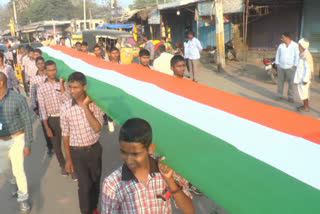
[288,98,294,103]
[19,199,31,212]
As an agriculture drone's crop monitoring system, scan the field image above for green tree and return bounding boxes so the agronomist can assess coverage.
[20,0,75,24]
[0,4,12,30]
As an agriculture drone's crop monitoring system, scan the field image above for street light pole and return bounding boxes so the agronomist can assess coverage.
[83,0,87,30]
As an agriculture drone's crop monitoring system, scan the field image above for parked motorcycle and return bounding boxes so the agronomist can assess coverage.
[263,57,277,84]
[210,40,237,63]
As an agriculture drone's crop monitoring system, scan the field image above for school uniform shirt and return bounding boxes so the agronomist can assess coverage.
[0,64,18,89]
[275,41,300,69]
[17,53,25,66]
[23,57,38,82]
[21,55,29,71]
[60,99,104,147]
[101,157,192,214]
[29,73,47,109]
[37,78,70,120]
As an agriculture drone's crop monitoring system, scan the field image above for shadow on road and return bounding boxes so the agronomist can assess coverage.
[27,121,53,213]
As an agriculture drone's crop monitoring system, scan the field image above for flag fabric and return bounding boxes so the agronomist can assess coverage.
[42,45,320,214]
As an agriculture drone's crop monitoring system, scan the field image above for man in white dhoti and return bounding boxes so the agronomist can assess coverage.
[294,38,314,112]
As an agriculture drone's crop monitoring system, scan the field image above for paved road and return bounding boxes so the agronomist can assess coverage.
[1,60,319,214]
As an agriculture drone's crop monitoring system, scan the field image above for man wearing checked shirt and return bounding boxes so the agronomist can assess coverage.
[37,60,71,177]
[61,72,105,214]
[0,72,33,212]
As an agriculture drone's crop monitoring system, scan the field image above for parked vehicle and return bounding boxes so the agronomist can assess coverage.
[82,29,139,64]
[263,57,277,84]
[210,40,237,63]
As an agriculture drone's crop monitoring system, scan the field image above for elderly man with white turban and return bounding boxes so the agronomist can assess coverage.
[294,38,314,112]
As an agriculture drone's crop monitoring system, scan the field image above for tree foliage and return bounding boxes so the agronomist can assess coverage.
[0,0,119,30]
[0,4,12,30]
[16,0,115,25]
[21,0,75,24]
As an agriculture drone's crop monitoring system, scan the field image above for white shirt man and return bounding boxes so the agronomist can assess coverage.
[275,33,300,102]
[275,42,299,69]
[184,40,189,59]
[186,37,203,60]
[153,52,174,76]
[185,32,203,81]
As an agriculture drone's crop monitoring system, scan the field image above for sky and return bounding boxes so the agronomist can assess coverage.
[0,0,134,8]
[115,0,134,8]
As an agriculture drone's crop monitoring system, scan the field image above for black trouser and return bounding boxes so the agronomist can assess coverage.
[47,116,65,169]
[40,121,53,151]
[70,142,102,214]
[21,70,30,95]
[185,58,190,72]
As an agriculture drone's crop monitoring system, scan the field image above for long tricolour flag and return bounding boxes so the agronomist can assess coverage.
[42,46,320,213]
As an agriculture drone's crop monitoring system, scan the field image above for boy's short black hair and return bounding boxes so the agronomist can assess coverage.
[143,34,149,39]
[81,42,88,46]
[34,48,42,55]
[282,32,291,39]
[171,55,185,67]
[68,71,87,86]
[93,44,101,50]
[119,118,152,148]
[35,56,45,63]
[28,48,34,53]
[139,49,150,57]
[45,60,56,69]
[109,47,120,53]
[19,45,25,50]
[157,44,166,53]
[75,41,81,46]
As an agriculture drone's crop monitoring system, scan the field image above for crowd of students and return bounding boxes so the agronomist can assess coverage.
[0,35,200,214]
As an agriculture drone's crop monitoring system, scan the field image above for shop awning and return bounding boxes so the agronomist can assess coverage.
[158,0,203,10]
[97,23,134,29]
[198,0,243,16]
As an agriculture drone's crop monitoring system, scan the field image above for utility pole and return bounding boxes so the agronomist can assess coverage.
[83,0,87,30]
[214,0,225,69]
[12,0,18,25]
